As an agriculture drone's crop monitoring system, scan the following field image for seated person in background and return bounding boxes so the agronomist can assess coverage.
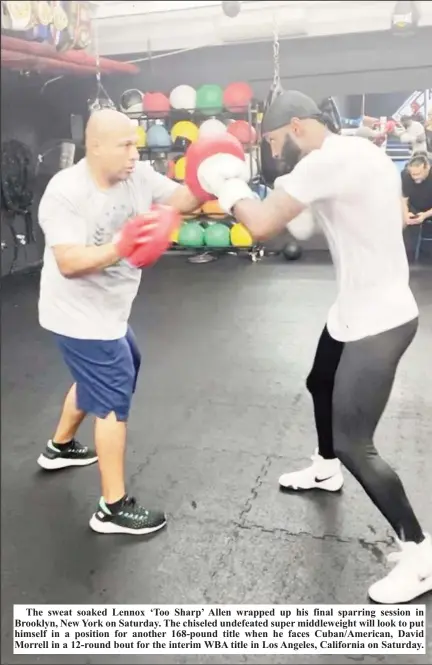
[402,153,432,225]
[396,115,427,155]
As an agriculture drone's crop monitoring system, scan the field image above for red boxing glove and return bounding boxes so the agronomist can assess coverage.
[116,205,180,268]
[386,120,396,134]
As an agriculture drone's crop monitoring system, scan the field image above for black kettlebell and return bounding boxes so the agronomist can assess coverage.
[283,241,302,261]
[173,136,191,151]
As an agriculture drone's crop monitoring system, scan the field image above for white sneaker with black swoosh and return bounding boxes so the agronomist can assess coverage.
[279,450,344,492]
[368,533,432,604]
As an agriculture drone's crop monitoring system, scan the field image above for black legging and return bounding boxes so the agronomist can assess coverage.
[306,319,424,544]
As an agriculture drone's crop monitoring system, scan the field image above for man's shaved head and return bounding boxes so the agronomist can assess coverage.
[86,109,133,145]
[85,109,139,187]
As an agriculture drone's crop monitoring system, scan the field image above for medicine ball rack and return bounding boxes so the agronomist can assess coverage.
[133,103,266,262]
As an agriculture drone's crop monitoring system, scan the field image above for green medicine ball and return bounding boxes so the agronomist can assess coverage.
[204,223,231,248]
[196,84,223,116]
[178,222,205,247]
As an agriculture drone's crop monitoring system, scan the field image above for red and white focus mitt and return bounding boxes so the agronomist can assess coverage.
[185,134,255,213]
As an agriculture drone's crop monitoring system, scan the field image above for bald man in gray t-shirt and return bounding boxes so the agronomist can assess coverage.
[37,110,201,536]
[38,158,177,340]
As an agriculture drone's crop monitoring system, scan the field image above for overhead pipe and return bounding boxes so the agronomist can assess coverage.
[1,49,112,75]
[1,35,139,74]
[1,50,29,62]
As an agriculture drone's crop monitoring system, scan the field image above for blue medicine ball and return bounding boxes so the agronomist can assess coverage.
[147,124,172,149]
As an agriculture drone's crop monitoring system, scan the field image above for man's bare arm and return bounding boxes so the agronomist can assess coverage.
[233,189,306,241]
[53,243,120,278]
[166,185,202,214]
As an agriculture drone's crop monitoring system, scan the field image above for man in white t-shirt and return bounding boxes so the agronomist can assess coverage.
[37,110,201,536]
[396,115,428,155]
[193,91,432,605]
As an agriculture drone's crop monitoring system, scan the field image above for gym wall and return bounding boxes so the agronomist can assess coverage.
[113,29,432,102]
[2,76,51,275]
[1,73,92,277]
[347,93,412,119]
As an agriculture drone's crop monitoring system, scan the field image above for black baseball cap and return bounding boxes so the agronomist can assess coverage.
[261,90,322,134]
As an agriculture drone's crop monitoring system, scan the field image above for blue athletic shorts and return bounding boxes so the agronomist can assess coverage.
[54,326,141,422]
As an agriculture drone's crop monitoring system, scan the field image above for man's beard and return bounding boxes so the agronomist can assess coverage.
[278,134,303,175]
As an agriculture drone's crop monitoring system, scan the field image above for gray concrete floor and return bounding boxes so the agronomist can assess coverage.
[1,253,431,665]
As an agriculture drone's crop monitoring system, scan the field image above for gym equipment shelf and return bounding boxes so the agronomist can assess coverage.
[133,102,265,262]
[169,206,266,262]
[169,243,265,263]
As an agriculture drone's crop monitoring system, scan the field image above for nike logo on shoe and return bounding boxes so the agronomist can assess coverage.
[314,475,334,483]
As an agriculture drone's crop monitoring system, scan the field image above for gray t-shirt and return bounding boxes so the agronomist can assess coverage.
[38,159,178,340]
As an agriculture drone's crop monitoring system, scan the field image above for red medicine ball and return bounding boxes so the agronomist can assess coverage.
[185,133,245,202]
[143,92,170,118]
[223,82,253,112]
[227,120,257,145]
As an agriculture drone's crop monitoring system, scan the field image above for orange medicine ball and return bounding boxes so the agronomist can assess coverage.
[202,200,225,219]
[166,160,176,179]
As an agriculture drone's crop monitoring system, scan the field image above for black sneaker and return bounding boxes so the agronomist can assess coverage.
[89,496,167,535]
[37,439,98,470]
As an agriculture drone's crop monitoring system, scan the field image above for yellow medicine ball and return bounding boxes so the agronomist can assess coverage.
[170,226,180,243]
[174,156,186,181]
[171,121,199,144]
[230,223,253,247]
[136,125,146,148]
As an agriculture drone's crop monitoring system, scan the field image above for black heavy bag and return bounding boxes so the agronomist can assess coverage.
[1,140,35,244]
[319,97,342,135]
[259,84,285,187]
